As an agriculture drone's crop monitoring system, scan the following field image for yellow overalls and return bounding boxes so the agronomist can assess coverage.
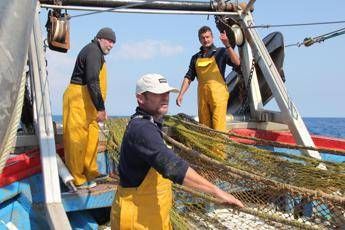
[111,168,173,230]
[196,56,229,132]
[62,65,107,186]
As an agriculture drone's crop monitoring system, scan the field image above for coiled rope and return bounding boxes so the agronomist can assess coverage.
[0,66,28,173]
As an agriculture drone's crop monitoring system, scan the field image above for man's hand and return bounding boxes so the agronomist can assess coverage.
[220,30,241,66]
[176,94,183,107]
[182,167,244,209]
[220,30,231,48]
[97,110,107,122]
[215,189,244,208]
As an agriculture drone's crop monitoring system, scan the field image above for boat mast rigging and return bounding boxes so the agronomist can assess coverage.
[286,26,345,47]
[40,0,239,16]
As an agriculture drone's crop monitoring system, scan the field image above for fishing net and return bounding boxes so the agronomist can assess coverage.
[105,116,345,229]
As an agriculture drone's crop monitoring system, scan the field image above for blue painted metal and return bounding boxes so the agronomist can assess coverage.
[62,183,116,212]
[0,175,50,230]
[0,182,21,204]
[61,153,116,212]
[0,151,116,229]
[68,211,98,230]
[0,201,30,230]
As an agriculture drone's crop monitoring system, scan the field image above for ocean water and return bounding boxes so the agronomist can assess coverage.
[304,117,345,139]
[54,115,345,162]
[265,117,345,163]
[300,118,345,163]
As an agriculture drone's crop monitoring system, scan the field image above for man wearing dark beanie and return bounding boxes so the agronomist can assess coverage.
[63,27,116,189]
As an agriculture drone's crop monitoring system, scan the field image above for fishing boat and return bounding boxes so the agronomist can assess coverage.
[0,0,344,229]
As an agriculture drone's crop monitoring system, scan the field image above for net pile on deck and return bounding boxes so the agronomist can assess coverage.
[105,116,345,230]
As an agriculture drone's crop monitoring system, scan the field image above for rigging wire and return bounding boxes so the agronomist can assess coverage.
[67,0,158,19]
[249,19,345,29]
[285,27,345,48]
[47,2,345,49]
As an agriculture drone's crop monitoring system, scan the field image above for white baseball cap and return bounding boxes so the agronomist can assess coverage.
[136,73,179,94]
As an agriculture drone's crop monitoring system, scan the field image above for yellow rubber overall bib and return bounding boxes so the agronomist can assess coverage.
[62,64,107,186]
[111,168,173,230]
[196,56,229,131]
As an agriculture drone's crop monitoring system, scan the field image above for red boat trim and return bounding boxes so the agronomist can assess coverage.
[0,145,64,188]
[230,129,345,152]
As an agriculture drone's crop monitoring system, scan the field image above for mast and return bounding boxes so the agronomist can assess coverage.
[39,0,239,15]
[39,0,213,11]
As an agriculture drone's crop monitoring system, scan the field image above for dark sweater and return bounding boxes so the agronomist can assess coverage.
[70,39,105,111]
[118,107,189,187]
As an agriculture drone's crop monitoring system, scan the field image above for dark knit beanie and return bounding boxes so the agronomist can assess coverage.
[96,27,116,42]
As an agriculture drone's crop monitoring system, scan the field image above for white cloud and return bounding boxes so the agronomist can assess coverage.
[113,40,183,60]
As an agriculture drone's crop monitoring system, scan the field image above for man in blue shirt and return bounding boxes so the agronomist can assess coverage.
[111,73,243,229]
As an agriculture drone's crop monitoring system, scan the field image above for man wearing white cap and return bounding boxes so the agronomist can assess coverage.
[110,73,243,229]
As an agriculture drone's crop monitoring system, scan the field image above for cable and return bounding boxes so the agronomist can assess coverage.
[314,27,345,39]
[249,20,345,29]
[285,27,345,48]
[68,0,158,19]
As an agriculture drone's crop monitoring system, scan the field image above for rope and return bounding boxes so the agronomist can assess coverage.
[172,184,318,230]
[168,116,345,156]
[163,132,345,205]
[0,66,28,174]
[105,118,344,229]
[249,20,345,29]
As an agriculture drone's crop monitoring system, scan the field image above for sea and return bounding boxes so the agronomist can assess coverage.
[283,118,345,163]
[53,115,345,163]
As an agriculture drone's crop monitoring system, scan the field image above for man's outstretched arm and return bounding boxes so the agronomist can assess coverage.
[182,167,244,208]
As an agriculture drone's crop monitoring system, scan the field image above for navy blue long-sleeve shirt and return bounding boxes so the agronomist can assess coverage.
[118,107,189,187]
[185,44,240,82]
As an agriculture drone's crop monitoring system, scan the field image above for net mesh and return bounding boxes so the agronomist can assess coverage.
[105,116,345,229]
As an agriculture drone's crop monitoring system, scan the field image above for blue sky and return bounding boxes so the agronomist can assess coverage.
[41,0,345,117]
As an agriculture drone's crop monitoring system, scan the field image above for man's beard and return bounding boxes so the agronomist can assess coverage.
[101,46,110,55]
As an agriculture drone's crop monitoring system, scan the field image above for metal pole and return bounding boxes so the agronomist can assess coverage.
[40,4,239,16]
[240,12,321,159]
[39,0,212,11]
[29,3,71,229]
